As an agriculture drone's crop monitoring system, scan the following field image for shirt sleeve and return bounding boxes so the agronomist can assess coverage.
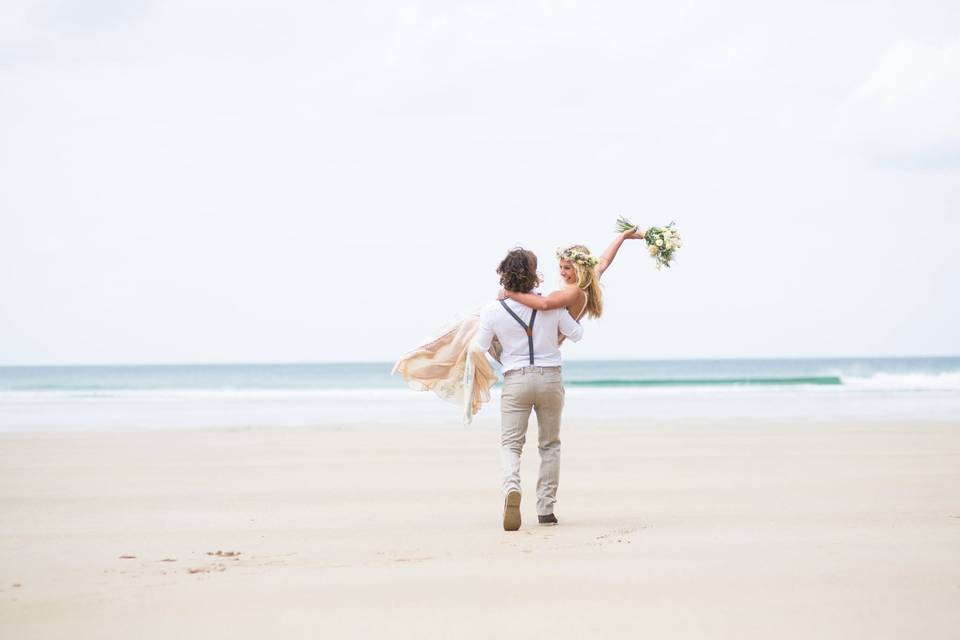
[558,309,584,343]
[472,308,495,352]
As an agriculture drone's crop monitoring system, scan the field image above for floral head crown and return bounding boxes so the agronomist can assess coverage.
[555,246,599,268]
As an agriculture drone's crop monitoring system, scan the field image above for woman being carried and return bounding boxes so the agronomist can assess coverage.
[393,226,645,422]
[501,228,645,335]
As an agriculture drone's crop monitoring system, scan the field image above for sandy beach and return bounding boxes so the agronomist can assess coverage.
[2,420,959,639]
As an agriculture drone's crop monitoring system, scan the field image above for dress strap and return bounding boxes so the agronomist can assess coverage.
[558,290,588,347]
[575,290,589,322]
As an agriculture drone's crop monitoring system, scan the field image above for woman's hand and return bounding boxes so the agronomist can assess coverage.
[622,227,646,240]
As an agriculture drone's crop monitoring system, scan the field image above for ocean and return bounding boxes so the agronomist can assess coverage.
[1,357,957,431]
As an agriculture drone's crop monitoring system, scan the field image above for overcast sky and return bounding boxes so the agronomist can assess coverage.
[2,0,958,365]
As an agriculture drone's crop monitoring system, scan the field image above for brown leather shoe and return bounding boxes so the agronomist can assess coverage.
[503,491,521,531]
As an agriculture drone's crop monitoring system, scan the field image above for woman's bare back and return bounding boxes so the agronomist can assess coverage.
[558,287,589,345]
[565,286,589,322]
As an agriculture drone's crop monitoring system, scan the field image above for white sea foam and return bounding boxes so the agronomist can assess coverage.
[1,382,958,432]
[841,372,960,391]
[3,370,958,404]
[0,388,416,403]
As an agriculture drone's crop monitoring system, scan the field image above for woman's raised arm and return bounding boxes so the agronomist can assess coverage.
[596,227,645,278]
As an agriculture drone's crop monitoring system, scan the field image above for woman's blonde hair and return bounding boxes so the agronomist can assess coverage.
[558,244,603,319]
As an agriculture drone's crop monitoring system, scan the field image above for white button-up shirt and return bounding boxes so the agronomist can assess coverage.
[472,298,583,373]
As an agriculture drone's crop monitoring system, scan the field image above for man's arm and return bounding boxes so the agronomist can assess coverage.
[558,309,584,343]
[472,310,496,352]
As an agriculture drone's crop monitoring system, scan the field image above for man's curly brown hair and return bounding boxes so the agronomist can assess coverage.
[497,248,539,293]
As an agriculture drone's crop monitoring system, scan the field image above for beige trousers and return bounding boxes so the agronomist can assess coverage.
[500,366,564,516]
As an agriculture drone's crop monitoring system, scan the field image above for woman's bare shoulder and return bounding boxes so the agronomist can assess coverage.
[547,283,579,295]
[549,284,582,302]
[564,286,587,314]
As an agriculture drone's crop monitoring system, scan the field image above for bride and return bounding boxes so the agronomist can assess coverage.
[392,226,646,422]
[500,229,644,339]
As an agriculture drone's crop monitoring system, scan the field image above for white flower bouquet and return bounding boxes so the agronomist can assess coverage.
[615,216,682,270]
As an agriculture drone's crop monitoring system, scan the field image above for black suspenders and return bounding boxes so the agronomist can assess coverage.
[499,301,537,365]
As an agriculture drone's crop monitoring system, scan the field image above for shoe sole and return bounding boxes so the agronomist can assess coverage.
[503,491,521,531]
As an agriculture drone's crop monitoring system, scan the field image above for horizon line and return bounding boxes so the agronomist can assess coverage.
[1,354,958,368]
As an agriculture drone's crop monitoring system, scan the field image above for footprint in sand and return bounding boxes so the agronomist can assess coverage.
[187,564,226,574]
[595,527,640,545]
[118,555,137,559]
[201,551,296,568]
[392,556,433,563]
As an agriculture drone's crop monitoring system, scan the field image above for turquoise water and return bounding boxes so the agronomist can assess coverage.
[0,357,957,430]
[2,357,957,392]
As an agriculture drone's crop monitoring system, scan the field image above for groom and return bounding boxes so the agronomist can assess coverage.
[472,247,583,531]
